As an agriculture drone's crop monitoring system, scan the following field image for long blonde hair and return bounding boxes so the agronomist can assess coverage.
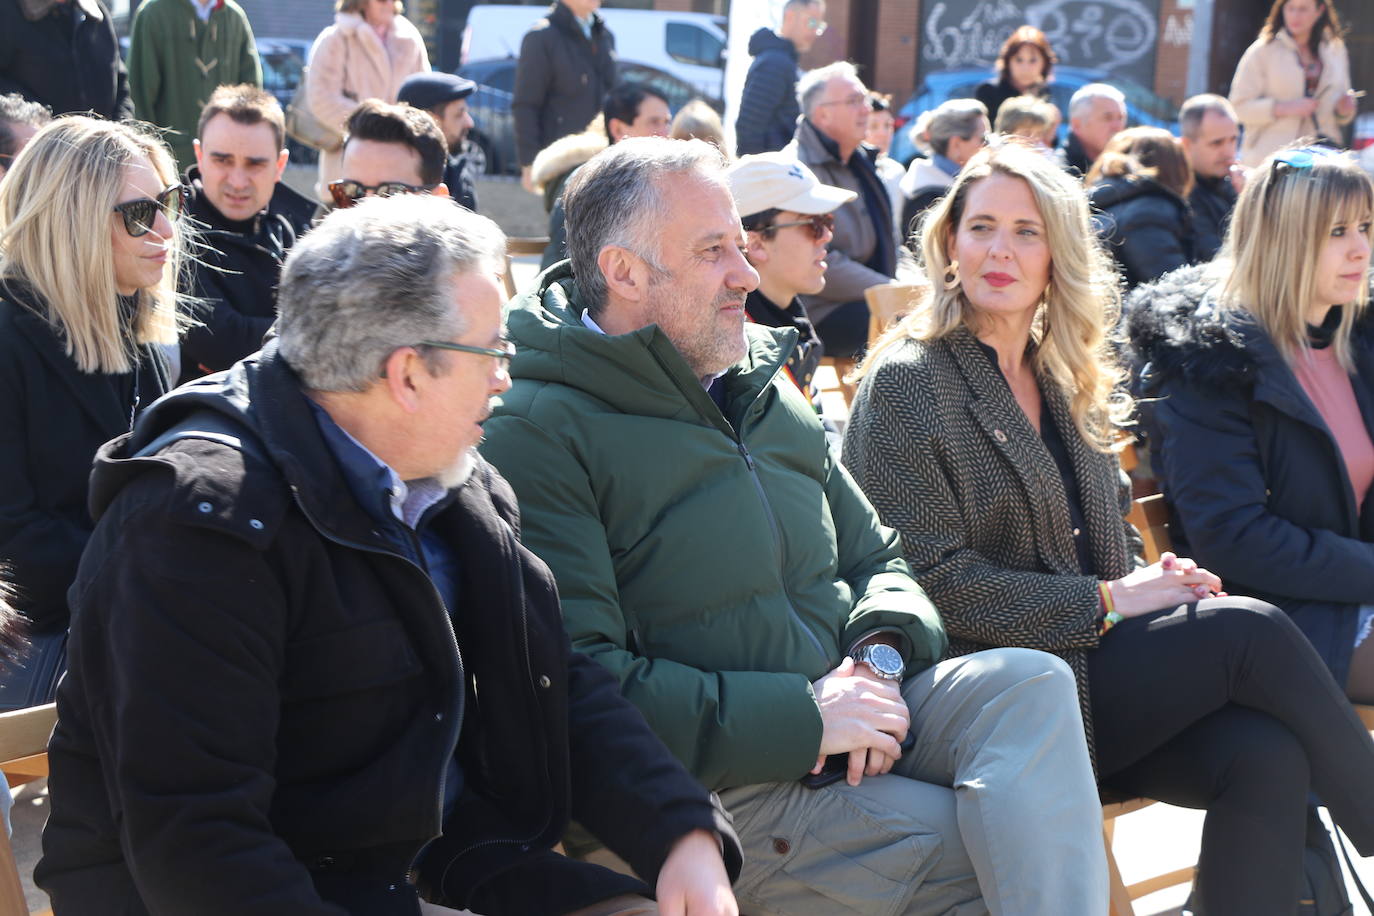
[856,140,1130,451]
[1218,144,1373,370]
[0,117,186,374]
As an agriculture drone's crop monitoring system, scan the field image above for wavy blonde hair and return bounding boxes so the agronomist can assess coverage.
[0,117,186,374]
[855,140,1130,451]
[1217,144,1373,370]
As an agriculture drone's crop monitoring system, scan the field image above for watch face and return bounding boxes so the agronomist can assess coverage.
[863,644,903,677]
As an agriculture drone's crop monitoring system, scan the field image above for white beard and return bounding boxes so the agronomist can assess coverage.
[437,448,479,490]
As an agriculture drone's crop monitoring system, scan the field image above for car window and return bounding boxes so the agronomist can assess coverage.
[666,23,723,69]
[259,49,303,94]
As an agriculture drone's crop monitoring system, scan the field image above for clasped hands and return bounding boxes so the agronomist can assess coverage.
[810,656,909,788]
[1106,551,1226,617]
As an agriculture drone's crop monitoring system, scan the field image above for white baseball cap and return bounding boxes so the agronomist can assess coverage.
[727,152,857,219]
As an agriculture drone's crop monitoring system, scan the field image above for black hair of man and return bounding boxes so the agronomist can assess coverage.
[602,83,670,145]
[343,99,448,188]
[0,93,51,166]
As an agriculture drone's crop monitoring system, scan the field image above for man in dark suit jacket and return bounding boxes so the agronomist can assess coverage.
[513,0,616,193]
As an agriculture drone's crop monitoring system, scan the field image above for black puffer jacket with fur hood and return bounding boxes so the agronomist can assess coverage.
[1128,268,1374,684]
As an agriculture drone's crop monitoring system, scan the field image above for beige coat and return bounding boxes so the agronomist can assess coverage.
[1230,29,1352,168]
[306,11,430,202]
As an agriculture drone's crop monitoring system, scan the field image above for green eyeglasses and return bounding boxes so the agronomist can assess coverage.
[112,183,188,237]
[417,339,517,369]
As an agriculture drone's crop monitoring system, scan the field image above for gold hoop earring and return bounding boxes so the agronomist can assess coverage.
[943,260,961,291]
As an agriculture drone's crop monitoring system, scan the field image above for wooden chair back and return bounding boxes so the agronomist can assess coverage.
[0,702,56,916]
[863,282,926,353]
[502,237,551,299]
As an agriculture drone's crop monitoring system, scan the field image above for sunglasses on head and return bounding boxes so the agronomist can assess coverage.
[112,184,188,237]
[328,178,434,209]
[1272,145,1343,170]
[763,212,835,241]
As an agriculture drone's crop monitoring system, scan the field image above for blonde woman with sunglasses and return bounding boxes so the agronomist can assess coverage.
[0,116,187,637]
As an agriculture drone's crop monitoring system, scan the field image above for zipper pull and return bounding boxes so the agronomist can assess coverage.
[737,442,755,470]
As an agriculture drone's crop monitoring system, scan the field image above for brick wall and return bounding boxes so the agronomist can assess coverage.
[871,0,919,98]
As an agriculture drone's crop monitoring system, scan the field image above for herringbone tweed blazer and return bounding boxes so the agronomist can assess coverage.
[842,327,1144,755]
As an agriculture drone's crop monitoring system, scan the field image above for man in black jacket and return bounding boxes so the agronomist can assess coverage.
[513,0,617,192]
[0,0,131,121]
[1179,93,1242,262]
[181,84,315,383]
[37,194,741,916]
[735,0,826,156]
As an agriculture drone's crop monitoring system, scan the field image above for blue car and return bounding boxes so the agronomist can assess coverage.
[890,66,1181,166]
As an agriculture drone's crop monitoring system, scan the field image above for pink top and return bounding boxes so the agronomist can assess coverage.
[1292,345,1374,506]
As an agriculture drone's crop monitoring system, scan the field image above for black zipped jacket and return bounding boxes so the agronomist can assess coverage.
[37,342,740,915]
[179,167,317,383]
[512,2,617,167]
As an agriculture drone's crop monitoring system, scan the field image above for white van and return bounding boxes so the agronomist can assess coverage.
[462,4,727,104]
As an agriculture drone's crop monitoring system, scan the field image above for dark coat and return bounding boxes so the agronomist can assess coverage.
[744,288,822,398]
[36,343,741,915]
[0,0,131,120]
[841,328,1143,756]
[1189,173,1238,263]
[512,2,616,168]
[179,167,317,383]
[734,28,800,157]
[0,281,168,633]
[974,76,1050,126]
[1054,131,1092,176]
[1129,278,1374,686]
[1089,175,1196,291]
[443,148,480,213]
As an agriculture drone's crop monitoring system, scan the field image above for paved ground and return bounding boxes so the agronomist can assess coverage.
[13,183,1374,916]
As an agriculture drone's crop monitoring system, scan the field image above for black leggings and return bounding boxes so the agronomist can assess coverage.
[1088,598,1374,916]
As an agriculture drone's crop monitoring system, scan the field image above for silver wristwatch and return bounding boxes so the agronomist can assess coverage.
[854,643,904,681]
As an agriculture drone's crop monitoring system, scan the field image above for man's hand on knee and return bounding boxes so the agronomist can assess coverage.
[811,657,909,785]
[655,829,738,916]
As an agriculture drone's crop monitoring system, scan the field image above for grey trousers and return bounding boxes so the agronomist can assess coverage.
[720,648,1107,916]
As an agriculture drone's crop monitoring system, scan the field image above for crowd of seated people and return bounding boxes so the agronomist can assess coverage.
[1,2,1372,912]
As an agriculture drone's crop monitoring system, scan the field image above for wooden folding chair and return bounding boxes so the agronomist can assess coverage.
[862,281,926,353]
[0,702,56,916]
[502,237,551,299]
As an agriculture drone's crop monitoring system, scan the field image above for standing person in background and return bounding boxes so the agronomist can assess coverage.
[398,72,481,212]
[0,117,185,637]
[0,0,131,122]
[865,93,906,239]
[127,0,261,171]
[1087,127,1197,290]
[1180,94,1243,263]
[1057,82,1126,176]
[786,61,905,363]
[513,0,616,194]
[181,85,315,383]
[306,0,430,205]
[734,0,825,157]
[974,25,1056,126]
[0,93,50,180]
[1231,0,1355,168]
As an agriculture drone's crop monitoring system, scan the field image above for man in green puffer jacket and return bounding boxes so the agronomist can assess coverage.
[480,137,1108,915]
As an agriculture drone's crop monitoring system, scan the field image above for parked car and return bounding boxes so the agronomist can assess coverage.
[463,5,726,104]
[889,66,1181,165]
[457,57,722,175]
[256,38,317,166]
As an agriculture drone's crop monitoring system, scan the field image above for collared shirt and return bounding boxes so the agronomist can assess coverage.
[931,152,961,181]
[574,11,594,38]
[580,308,727,393]
[190,0,217,22]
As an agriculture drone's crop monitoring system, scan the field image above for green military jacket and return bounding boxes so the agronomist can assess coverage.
[480,264,947,791]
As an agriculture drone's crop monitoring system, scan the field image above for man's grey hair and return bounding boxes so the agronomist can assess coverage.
[276,194,506,392]
[925,98,989,157]
[564,136,727,317]
[797,61,861,119]
[1068,82,1126,121]
[0,93,51,163]
[1179,93,1238,140]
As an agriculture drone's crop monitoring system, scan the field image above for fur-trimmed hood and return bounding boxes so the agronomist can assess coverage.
[529,115,608,194]
[1128,264,1374,393]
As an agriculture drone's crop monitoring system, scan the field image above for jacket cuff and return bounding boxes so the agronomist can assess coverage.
[845,625,915,666]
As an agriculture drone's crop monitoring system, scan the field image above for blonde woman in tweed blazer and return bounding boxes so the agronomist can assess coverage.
[842,141,1374,914]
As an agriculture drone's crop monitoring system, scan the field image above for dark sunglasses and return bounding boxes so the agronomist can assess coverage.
[329,178,434,209]
[763,213,835,241]
[112,184,188,237]
[1272,144,1342,170]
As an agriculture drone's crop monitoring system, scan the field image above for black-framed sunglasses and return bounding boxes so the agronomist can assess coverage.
[112,183,188,238]
[763,213,835,241]
[417,339,517,370]
[329,178,435,209]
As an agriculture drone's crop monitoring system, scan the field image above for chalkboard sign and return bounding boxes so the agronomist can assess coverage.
[920,0,1161,91]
